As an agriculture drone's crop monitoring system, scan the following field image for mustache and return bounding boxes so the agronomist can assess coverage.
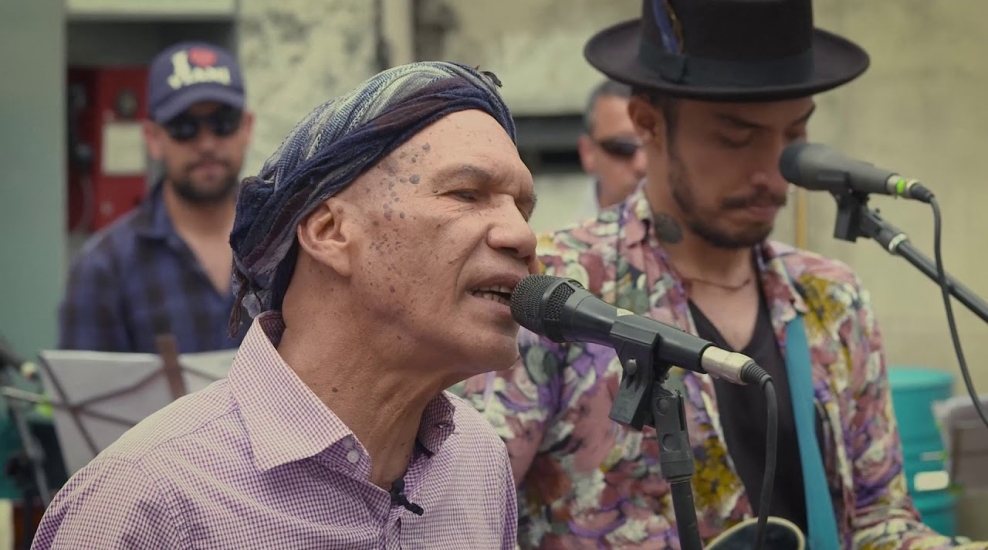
[722,189,788,209]
[186,155,230,171]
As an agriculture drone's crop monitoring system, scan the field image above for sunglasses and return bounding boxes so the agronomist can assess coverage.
[595,137,641,160]
[163,106,243,142]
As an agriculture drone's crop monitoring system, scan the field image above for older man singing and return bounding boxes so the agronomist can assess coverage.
[31,61,537,549]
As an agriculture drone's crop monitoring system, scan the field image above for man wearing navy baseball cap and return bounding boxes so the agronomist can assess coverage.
[58,41,255,354]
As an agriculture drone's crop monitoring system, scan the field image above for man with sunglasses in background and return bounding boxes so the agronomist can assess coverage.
[575,79,647,216]
[58,41,254,353]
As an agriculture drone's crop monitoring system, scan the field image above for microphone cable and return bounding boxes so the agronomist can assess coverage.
[743,367,778,550]
[930,197,988,431]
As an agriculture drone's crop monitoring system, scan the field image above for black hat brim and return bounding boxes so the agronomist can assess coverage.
[584,19,870,102]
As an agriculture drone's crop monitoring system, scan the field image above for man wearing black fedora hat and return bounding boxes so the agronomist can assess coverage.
[459,1,988,549]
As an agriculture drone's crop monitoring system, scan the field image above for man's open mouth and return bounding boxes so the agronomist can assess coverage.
[470,285,513,306]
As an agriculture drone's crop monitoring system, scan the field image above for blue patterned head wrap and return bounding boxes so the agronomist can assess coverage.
[228,61,515,332]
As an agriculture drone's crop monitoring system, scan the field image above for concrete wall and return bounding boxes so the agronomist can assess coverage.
[238,0,381,177]
[0,0,66,360]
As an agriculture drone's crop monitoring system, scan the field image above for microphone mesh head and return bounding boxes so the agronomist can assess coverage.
[779,142,809,184]
[510,274,582,340]
[510,275,555,333]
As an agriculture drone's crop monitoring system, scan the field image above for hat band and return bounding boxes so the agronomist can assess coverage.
[638,40,815,88]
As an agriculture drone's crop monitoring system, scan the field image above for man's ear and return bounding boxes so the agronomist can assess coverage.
[628,96,665,149]
[142,120,165,160]
[296,198,354,278]
[238,110,256,142]
[576,133,596,175]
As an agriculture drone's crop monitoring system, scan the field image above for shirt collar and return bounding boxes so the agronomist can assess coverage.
[619,187,808,316]
[228,312,457,472]
[133,181,173,241]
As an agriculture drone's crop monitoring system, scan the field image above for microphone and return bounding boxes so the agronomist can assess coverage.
[389,477,423,516]
[510,274,768,386]
[780,142,934,203]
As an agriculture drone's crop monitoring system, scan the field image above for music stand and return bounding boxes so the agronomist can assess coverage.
[35,335,236,477]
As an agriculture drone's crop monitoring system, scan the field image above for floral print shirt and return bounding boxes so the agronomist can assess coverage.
[455,189,978,550]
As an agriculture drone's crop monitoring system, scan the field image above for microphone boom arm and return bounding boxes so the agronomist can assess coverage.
[832,190,988,324]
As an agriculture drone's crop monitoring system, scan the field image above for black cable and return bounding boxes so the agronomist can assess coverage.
[930,197,988,431]
[755,377,778,550]
[739,363,777,550]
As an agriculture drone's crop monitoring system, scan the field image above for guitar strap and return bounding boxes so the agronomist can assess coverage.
[784,313,841,550]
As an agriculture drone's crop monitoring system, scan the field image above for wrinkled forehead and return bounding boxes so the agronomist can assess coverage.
[383,110,531,187]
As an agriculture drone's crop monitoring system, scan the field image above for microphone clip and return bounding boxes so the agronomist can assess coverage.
[831,189,909,252]
[607,315,668,430]
[389,477,424,516]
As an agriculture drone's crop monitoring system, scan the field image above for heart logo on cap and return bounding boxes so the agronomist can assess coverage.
[189,48,218,68]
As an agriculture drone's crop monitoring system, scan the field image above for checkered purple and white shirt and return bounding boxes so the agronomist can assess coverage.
[32,312,519,549]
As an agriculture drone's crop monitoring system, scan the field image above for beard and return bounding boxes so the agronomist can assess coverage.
[166,156,241,205]
[666,146,787,250]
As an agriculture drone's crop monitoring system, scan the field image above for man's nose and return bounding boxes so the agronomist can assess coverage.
[488,199,538,269]
[631,147,647,176]
[753,137,794,191]
[191,126,221,152]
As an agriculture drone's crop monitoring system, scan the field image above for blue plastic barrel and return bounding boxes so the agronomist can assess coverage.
[888,366,957,537]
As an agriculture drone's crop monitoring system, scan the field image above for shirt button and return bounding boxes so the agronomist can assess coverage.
[346,450,360,464]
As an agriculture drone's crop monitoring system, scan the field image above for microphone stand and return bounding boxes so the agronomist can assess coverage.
[609,317,704,550]
[831,190,988,324]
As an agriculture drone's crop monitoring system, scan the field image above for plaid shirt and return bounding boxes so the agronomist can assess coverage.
[58,183,247,354]
[32,312,518,550]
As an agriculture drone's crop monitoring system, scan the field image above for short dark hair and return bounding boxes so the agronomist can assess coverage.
[630,85,679,139]
[583,79,632,131]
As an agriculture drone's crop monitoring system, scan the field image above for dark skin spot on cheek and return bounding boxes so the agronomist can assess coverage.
[409,174,420,184]
[383,203,393,220]
[422,143,430,152]
[380,157,399,175]
[332,387,338,393]
[400,212,405,219]
[374,233,391,254]
[389,285,395,293]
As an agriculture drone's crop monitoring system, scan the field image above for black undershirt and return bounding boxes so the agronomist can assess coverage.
[688,291,821,534]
